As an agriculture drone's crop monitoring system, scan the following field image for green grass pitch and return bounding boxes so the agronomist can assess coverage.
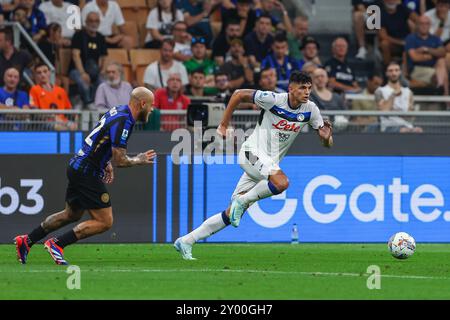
[1,243,450,300]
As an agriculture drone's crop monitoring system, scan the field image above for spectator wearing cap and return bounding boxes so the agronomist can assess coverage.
[0,28,33,87]
[324,37,361,94]
[299,36,322,67]
[244,13,274,68]
[172,21,193,62]
[220,0,257,38]
[261,32,303,92]
[184,36,216,87]
[218,37,254,90]
[287,15,309,60]
[212,18,241,66]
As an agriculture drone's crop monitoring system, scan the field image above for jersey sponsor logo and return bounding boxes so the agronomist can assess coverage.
[272,119,301,132]
[278,132,291,142]
[5,97,14,107]
[121,129,129,140]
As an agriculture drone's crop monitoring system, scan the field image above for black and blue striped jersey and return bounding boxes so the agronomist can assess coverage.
[69,105,135,179]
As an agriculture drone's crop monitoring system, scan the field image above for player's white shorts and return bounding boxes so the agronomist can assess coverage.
[231,148,281,201]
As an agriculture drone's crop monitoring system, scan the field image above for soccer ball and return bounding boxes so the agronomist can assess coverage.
[388,232,416,259]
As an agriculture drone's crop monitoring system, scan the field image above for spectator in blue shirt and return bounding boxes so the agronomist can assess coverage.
[0,67,30,130]
[405,14,449,96]
[261,32,303,91]
[16,0,47,42]
[379,0,419,65]
[0,67,30,109]
[177,0,219,45]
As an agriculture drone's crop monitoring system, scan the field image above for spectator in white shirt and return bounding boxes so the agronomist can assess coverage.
[81,0,133,49]
[172,21,192,62]
[425,0,450,42]
[145,0,184,48]
[39,0,77,42]
[144,38,189,90]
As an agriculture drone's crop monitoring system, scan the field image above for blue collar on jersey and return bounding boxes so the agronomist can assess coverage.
[269,105,311,123]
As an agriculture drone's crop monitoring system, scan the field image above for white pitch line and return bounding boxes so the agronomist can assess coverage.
[2,268,450,280]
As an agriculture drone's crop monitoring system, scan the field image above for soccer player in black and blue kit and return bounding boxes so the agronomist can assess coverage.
[14,87,156,265]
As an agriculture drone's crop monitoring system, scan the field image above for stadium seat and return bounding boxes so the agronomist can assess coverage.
[130,49,160,86]
[116,0,147,8]
[117,21,139,49]
[138,22,148,48]
[122,7,149,24]
[58,48,74,93]
[59,48,72,77]
[146,0,157,9]
[106,49,132,83]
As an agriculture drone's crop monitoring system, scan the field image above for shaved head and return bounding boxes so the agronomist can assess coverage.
[129,87,154,122]
[131,87,154,104]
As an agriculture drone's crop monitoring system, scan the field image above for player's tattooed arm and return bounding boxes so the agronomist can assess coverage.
[112,147,156,167]
[318,120,333,148]
[217,89,256,137]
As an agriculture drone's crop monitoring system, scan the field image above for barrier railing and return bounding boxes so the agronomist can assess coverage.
[0,109,89,131]
[1,108,450,133]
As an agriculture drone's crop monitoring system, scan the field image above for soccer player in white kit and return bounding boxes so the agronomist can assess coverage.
[174,71,333,260]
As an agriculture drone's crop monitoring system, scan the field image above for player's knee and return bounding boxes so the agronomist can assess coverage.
[103,217,114,231]
[99,215,113,232]
[278,178,289,192]
[270,177,289,193]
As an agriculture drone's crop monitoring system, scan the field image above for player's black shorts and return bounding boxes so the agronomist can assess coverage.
[65,166,111,210]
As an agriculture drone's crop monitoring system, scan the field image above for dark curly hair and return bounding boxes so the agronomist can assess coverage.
[289,70,312,85]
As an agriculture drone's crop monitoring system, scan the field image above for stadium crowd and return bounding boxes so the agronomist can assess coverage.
[0,0,449,132]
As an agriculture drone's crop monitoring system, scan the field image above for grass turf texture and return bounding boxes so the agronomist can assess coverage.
[1,243,450,300]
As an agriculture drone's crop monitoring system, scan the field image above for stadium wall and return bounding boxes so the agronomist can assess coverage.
[0,132,449,243]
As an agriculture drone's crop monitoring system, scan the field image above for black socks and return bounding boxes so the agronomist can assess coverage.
[55,230,78,248]
[28,225,49,247]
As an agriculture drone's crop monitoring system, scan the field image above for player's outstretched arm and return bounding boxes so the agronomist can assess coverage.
[318,120,333,148]
[217,89,256,137]
[111,147,157,167]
